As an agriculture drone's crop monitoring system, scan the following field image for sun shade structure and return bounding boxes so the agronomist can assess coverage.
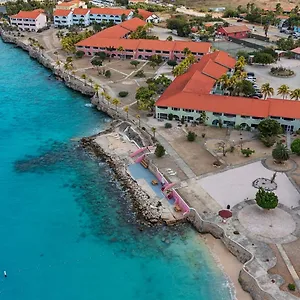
[218,210,233,219]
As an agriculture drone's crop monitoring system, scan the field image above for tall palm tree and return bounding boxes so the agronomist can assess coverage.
[261,83,274,100]
[56,60,61,70]
[290,89,300,100]
[88,78,93,87]
[123,106,129,119]
[217,74,230,91]
[112,98,121,112]
[235,56,246,71]
[105,94,111,106]
[183,47,191,56]
[94,84,100,98]
[151,127,156,138]
[101,91,106,102]
[136,114,141,127]
[277,84,290,99]
[81,74,87,85]
[117,46,124,60]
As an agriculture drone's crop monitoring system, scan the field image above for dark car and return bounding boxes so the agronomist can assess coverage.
[251,93,263,98]
[247,72,255,77]
[237,19,243,22]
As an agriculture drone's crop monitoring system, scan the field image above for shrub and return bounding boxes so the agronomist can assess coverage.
[296,129,300,135]
[272,142,289,163]
[168,113,174,120]
[256,188,278,210]
[135,70,145,77]
[187,131,197,142]
[118,91,128,97]
[288,283,296,291]
[291,139,300,155]
[165,123,172,128]
[105,70,111,78]
[155,144,165,157]
[180,116,185,124]
[241,148,255,157]
[75,50,85,58]
[260,135,276,147]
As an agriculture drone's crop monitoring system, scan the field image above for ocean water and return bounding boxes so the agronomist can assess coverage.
[0,40,233,300]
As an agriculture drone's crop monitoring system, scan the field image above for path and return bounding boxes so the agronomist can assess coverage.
[286,131,291,150]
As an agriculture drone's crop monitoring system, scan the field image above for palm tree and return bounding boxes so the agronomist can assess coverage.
[261,83,274,100]
[217,74,230,91]
[112,98,121,112]
[117,46,124,60]
[56,60,61,70]
[88,78,93,87]
[81,74,87,85]
[290,89,300,100]
[149,61,156,69]
[123,106,129,119]
[277,84,290,99]
[151,127,156,138]
[105,94,111,106]
[235,56,246,71]
[183,47,191,56]
[94,84,100,98]
[101,91,106,102]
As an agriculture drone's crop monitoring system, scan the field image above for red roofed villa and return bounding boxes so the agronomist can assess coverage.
[217,25,250,39]
[155,50,300,132]
[10,9,47,32]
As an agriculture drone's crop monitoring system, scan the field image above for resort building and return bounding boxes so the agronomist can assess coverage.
[155,51,300,131]
[76,18,211,59]
[217,25,250,39]
[291,47,300,59]
[9,9,47,32]
[137,9,160,23]
[89,8,133,24]
[72,8,90,26]
[55,0,86,10]
[53,9,73,27]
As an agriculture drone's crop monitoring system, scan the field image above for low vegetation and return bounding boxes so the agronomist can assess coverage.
[256,188,278,210]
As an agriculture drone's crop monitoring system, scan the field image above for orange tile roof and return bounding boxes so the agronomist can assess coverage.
[76,37,140,50]
[137,39,175,51]
[268,99,300,119]
[212,51,236,68]
[73,8,89,15]
[53,9,72,16]
[202,59,229,79]
[93,25,130,39]
[221,25,250,34]
[291,47,300,55]
[173,41,211,54]
[182,72,215,94]
[10,9,44,19]
[119,17,146,31]
[90,7,131,16]
[137,9,153,20]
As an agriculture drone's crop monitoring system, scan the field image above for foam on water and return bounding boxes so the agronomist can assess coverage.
[0,40,233,300]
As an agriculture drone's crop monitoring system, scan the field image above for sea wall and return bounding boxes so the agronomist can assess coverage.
[187,209,298,300]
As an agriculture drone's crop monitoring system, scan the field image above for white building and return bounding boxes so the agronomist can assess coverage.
[53,9,73,27]
[89,8,133,24]
[72,8,89,26]
[10,9,47,32]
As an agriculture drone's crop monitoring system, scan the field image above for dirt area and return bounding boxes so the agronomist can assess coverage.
[268,244,300,297]
[283,239,300,278]
[289,156,300,187]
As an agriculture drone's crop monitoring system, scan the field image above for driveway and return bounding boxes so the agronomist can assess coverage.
[245,58,300,97]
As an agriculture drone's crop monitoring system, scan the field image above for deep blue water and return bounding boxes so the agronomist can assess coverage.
[0,40,233,300]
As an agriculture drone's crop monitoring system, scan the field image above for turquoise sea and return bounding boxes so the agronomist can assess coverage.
[0,39,233,300]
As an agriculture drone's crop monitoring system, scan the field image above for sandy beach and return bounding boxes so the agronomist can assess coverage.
[199,234,253,300]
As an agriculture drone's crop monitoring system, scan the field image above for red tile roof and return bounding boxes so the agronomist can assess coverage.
[119,17,146,31]
[90,7,131,16]
[291,47,300,55]
[212,51,236,68]
[73,8,89,15]
[173,41,211,54]
[53,9,72,16]
[182,72,215,94]
[137,39,175,51]
[94,25,130,39]
[220,25,250,34]
[10,9,44,19]
[202,59,229,79]
[137,9,153,20]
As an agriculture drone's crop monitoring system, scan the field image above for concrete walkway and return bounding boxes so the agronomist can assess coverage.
[286,131,291,150]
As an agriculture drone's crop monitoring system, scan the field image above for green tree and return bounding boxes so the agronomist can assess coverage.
[149,61,157,69]
[95,51,107,61]
[155,144,165,157]
[199,111,208,124]
[233,80,255,96]
[272,142,289,163]
[253,53,274,65]
[149,54,163,65]
[260,135,276,147]
[261,83,274,100]
[277,84,290,99]
[256,188,278,210]
[123,106,129,119]
[167,60,177,68]
[187,131,197,142]
[135,87,156,110]
[166,35,173,41]
[81,74,87,85]
[291,139,300,155]
[94,84,100,98]
[130,60,140,68]
[105,70,111,78]
[112,98,121,112]
[75,50,85,58]
[241,148,255,157]
[258,119,282,137]
[290,89,300,100]
[91,58,103,72]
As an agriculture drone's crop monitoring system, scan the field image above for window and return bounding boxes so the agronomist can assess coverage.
[157,106,167,109]
[146,50,152,53]
[213,112,222,116]
[155,50,161,53]
[183,109,194,112]
[138,49,143,52]
[283,117,295,121]
[195,110,202,113]
[241,115,250,118]
[252,116,264,120]
[270,116,280,120]
[162,51,169,54]
[172,107,180,111]
[224,113,236,118]
[187,116,194,121]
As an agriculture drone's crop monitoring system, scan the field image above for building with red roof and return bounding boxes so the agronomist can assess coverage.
[137,9,160,23]
[155,51,300,131]
[291,47,300,59]
[217,25,250,39]
[72,8,90,26]
[54,9,73,27]
[89,7,133,24]
[10,9,47,32]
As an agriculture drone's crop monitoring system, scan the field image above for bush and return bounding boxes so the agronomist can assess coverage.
[288,283,296,291]
[168,113,174,120]
[105,70,111,78]
[260,135,276,147]
[272,142,289,163]
[75,50,85,58]
[155,144,165,157]
[165,123,172,128]
[256,188,278,210]
[118,91,128,97]
[135,70,145,77]
[187,131,197,142]
[241,148,255,157]
[291,139,300,155]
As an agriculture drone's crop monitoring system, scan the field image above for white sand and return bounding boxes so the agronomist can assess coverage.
[200,234,253,300]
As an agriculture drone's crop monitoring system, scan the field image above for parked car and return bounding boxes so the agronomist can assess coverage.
[237,19,243,22]
[247,72,255,77]
[251,93,263,98]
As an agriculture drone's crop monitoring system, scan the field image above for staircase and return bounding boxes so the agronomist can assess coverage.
[140,158,148,169]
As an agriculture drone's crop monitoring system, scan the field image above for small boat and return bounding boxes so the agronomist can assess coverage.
[4,271,7,277]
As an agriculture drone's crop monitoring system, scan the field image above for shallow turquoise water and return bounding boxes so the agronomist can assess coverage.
[0,40,233,299]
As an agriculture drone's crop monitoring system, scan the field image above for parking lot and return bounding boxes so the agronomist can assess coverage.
[212,40,255,57]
